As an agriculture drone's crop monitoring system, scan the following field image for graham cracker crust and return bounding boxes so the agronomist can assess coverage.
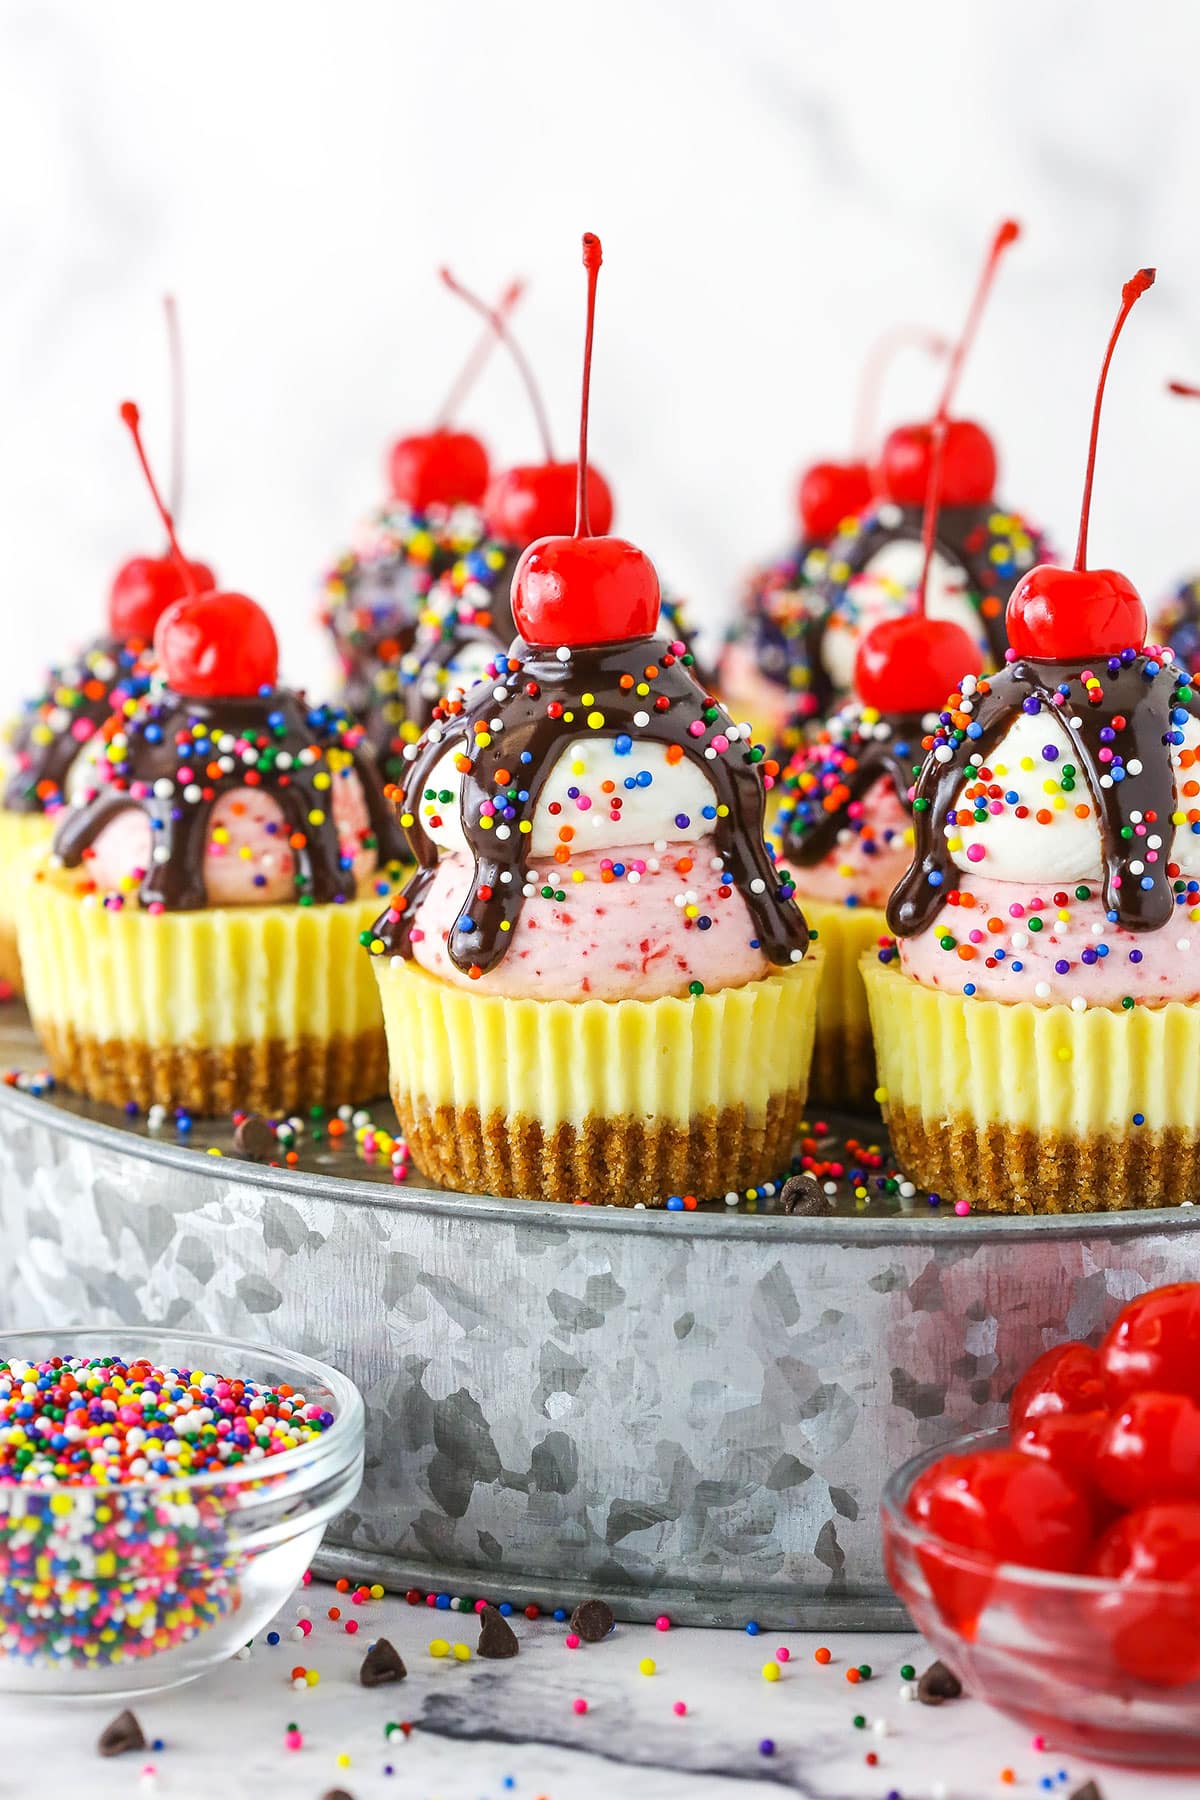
[808,1025,879,1116]
[0,922,22,996]
[39,1021,389,1117]
[398,1091,806,1206]
[887,1105,1200,1214]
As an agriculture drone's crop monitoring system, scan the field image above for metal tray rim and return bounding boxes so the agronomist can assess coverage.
[5,1079,1199,1246]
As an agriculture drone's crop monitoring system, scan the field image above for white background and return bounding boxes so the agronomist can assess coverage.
[1,0,1198,715]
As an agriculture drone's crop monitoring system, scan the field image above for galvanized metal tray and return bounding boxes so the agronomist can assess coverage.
[0,1007,1195,1630]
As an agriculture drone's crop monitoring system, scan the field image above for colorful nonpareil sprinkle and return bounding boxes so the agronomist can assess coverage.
[0,1355,337,1671]
[889,654,1200,1009]
[0,1354,335,1485]
[321,499,492,782]
[53,687,405,912]
[774,702,921,910]
[2,639,154,816]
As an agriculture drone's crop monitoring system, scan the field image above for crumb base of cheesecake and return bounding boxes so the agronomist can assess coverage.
[808,1025,878,1116]
[396,1093,805,1206]
[38,1021,388,1117]
[886,1106,1200,1214]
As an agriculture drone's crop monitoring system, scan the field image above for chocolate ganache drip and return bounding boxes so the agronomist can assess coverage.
[821,501,1047,673]
[4,638,152,814]
[779,706,928,866]
[398,550,520,735]
[321,504,490,724]
[888,651,1200,939]
[373,632,810,974]
[730,539,830,724]
[54,687,407,911]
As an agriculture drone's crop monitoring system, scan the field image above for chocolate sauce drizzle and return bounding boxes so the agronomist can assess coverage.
[888,653,1200,938]
[399,551,520,734]
[55,688,407,911]
[4,638,151,813]
[821,500,1048,677]
[327,565,423,735]
[728,538,829,719]
[322,506,488,736]
[375,632,809,974]
[780,708,927,866]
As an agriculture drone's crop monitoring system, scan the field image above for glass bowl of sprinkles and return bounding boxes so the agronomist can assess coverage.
[0,1329,363,1696]
[882,1429,1200,1767]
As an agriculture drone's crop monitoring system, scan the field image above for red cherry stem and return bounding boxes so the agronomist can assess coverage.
[439,269,554,462]
[434,279,524,428]
[1073,269,1156,571]
[118,400,198,596]
[575,233,603,539]
[851,325,950,459]
[164,292,184,525]
[912,219,1021,617]
[912,419,950,618]
[933,218,1021,421]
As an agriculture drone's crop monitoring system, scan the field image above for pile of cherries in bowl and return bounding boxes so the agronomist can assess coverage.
[882,1282,1200,1766]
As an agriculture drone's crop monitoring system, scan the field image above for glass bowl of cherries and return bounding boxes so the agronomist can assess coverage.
[881,1282,1200,1768]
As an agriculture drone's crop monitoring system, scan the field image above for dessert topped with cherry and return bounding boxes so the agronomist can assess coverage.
[777,367,984,905]
[817,222,1047,712]
[886,268,1200,1008]
[4,308,217,817]
[371,236,808,1001]
[391,267,617,744]
[721,326,947,745]
[55,404,404,910]
[320,281,520,751]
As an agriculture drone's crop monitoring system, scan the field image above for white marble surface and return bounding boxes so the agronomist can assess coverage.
[1,0,1200,716]
[7,1577,1191,1800]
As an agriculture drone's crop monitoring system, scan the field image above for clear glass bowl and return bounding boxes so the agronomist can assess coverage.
[0,1328,364,1697]
[882,1426,1200,1768]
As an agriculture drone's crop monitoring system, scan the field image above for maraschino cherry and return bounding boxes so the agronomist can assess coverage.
[797,461,874,544]
[387,279,522,510]
[1006,269,1155,660]
[852,319,984,712]
[108,296,215,641]
[873,220,1020,509]
[511,235,660,649]
[797,326,948,540]
[118,400,278,699]
[439,268,614,545]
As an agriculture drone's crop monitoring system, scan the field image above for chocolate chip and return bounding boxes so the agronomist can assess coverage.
[569,1598,615,1642]
[916,1659,963,1704]
[233,1113,277,1161]
[477,1604,520,1658]
[1069,1785,1104,1800]
[780,1173,831,1215]
[359,1636,407,1686]
[97,1709,146,1757]
[322,1791,356,1800]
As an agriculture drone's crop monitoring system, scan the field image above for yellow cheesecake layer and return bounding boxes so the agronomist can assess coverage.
[374,954,819,1128]
[19,866,389,1049]
[799,894,887,1109]
[0,810,55,993]
[863,957,1200,1134]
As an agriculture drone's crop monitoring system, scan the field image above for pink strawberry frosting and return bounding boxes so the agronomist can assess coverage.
[787,779,913,910]
[409,841,770,1001]
[896,874,1200,1006]
[76,773,378,905]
